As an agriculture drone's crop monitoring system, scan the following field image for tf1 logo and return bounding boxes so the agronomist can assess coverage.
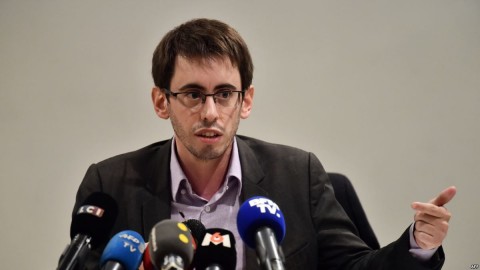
[77,205,105,218]
[248,197,282,218]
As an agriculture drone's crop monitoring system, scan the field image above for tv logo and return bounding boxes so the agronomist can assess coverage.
[119,233,142,244]
[119,233,146,253]
[248,197,281,218]
[77,205,104,217]
[201,232,232,248]
[121,241,144,253]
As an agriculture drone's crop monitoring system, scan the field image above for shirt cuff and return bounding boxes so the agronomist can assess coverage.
[408,222,438,261]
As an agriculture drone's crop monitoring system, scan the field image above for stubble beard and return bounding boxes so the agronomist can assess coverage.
[169,109,241,162]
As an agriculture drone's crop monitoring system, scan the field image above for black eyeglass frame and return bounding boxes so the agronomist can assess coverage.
[163,88,246,105]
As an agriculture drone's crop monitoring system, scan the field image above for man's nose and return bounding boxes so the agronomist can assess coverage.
[200,95,219,122]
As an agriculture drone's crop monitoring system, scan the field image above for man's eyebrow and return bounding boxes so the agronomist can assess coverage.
[178,83,205,91]
[177,83,238,91]
[214,84,237,91]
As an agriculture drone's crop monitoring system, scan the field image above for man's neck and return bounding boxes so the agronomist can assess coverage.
[176,144,233,201]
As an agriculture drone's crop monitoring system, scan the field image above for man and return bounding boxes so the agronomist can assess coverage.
[72,18,456,269]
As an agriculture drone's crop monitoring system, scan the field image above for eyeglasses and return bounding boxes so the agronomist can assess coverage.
[164,88,244,112]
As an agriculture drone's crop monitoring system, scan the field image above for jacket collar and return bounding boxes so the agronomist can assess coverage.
[142,139,173,236]
[236,136,268,198]
[236,136,269,270]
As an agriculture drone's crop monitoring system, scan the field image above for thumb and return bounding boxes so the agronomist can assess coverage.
[429,186,457,206]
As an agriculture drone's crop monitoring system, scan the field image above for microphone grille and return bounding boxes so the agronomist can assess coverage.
[70,192,118,247]
[148,220,195,269]
[183,219,206,243]
[194,228,237,270]
[237,196,286,248]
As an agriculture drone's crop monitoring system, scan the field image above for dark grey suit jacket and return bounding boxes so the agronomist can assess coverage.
[73,135,444,269]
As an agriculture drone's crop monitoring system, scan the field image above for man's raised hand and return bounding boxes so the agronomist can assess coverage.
[411,186,457,249]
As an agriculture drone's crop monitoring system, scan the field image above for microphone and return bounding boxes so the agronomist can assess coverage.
[58,192,118,270]
[148,219,195,270]
[99,230,146,270]
[194,228,236,270]
[237,196,286,270]
[183,218,206,246]
[141,243,155,270]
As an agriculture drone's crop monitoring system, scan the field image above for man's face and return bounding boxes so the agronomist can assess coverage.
[152,56,254,162]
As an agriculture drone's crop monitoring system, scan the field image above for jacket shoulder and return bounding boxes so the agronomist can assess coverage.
[94,140,171,168]
[236,135,312,158]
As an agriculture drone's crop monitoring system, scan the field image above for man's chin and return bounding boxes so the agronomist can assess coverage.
[191,146,227,161]
[195,151,223,161]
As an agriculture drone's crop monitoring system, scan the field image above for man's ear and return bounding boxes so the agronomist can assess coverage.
[240,85,254,119]
[151,87,169,119]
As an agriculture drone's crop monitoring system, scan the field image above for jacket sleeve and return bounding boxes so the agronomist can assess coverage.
[308,153,445,269]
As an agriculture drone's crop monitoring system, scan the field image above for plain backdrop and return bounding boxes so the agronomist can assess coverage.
[1,1,479,269]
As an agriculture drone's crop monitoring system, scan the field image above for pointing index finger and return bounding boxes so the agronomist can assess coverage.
[429,186,457,206]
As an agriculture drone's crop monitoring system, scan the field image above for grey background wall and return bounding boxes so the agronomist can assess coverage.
[1,1,479,269]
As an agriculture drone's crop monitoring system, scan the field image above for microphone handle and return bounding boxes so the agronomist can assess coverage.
[255,227,285,270]
[102,261,125,270]
[160,254,185,270]
[57,234,91,270]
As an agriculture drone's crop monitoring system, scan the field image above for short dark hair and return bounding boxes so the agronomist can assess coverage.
[152,18,254,91]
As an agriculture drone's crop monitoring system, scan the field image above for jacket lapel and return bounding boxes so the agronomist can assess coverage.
[236,136,268,199]
[142,139,173,236]
[236,136,270,270]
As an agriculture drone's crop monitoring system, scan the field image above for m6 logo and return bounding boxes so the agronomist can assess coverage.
[201,232,232,248]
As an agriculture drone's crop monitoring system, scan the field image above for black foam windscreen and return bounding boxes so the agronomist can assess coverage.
[70,192,118,247]
[194,228,236,270]
[183,219,206,244]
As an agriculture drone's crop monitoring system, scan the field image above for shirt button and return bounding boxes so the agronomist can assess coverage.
[204,205,211,213]
[180,189,186,195]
